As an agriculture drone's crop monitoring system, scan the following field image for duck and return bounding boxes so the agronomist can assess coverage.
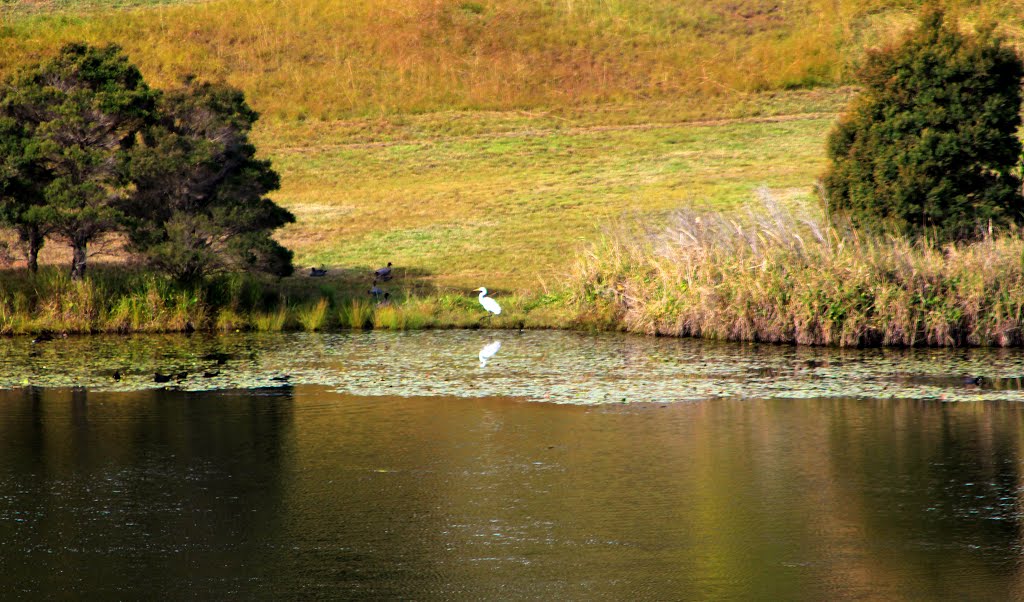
[310,266,328,277]
[374,262,393,281]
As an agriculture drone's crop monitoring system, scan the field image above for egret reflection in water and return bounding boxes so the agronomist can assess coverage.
[478,340,501,367]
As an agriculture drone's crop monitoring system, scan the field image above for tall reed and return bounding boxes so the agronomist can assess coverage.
[569,191,1024,347]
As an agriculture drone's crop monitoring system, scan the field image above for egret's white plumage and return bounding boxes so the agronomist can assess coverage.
[474,287,501,315]
[478,340,501,367]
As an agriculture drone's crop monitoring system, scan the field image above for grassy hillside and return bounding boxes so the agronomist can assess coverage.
[3,0,1020,119]
[2,0,1023,298]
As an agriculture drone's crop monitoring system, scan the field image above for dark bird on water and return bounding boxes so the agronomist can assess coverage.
[310,266,328,277]
[202,352,231,365]
[154,372,172,383]
[203,370,220,378]
[112,370,122,382]
[374,262,393,281]
[271,374,291,383]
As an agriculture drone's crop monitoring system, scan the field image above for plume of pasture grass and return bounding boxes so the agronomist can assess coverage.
[296,298,331,331]
[216,308,246,332]
[339,298,374,330]
[252,305,290,331]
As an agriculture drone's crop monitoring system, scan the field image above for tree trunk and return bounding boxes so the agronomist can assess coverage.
[19,225,43,274]
[70,240,87,280]
[27,243,39,274]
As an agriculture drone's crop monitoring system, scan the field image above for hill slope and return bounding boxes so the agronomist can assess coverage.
[3,0,1021,119]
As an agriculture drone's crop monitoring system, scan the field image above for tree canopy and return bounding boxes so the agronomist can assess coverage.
[822,8,1024,241]
[125,80,294,282]
[0,43,294,281]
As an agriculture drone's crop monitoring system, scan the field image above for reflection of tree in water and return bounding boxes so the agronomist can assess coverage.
[0,386,295,597]
[815,400,1024,597]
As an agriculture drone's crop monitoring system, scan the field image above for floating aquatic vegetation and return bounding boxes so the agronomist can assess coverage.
[2,331,1024,404]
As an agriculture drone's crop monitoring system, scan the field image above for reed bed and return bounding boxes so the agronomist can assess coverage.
[568,191,1024,347]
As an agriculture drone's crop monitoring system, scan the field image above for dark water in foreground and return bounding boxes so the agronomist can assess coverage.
[1,384,1023,599]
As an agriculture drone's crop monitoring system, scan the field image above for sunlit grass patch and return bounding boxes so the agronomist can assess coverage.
[270,109,838,292]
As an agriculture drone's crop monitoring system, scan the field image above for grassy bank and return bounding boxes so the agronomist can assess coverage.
[568,193,1024,347]
[0,266,572,335]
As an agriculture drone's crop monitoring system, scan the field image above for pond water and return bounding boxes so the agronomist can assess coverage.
[1,331,1024,598]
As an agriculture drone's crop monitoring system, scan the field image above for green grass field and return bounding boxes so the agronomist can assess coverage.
[260,90,849,292]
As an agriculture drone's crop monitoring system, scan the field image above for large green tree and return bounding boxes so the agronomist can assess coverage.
[2,43,157,279]
[0,89,55,272]
[124,79,295,282]
[822,8,1024,241]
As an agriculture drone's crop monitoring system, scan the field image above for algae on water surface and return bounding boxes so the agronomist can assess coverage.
[4,331,1024,404]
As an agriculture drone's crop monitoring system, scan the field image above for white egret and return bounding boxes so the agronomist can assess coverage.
[473,287,501,315]
[479,340,502,367]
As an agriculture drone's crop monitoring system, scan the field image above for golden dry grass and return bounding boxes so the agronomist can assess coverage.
[3,0,1022,120]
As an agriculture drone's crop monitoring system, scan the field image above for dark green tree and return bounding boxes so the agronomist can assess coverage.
[0,87,55,272]
[1,43,157,279]
[124,79,294,282]
[822,8,1024,241]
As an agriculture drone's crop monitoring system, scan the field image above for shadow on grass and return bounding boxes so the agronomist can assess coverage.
[280,263,497,301]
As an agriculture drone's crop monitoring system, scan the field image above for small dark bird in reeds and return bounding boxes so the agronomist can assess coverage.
[374,262,393,281]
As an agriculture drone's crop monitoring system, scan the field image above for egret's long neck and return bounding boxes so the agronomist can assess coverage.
[478,288,487,299]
